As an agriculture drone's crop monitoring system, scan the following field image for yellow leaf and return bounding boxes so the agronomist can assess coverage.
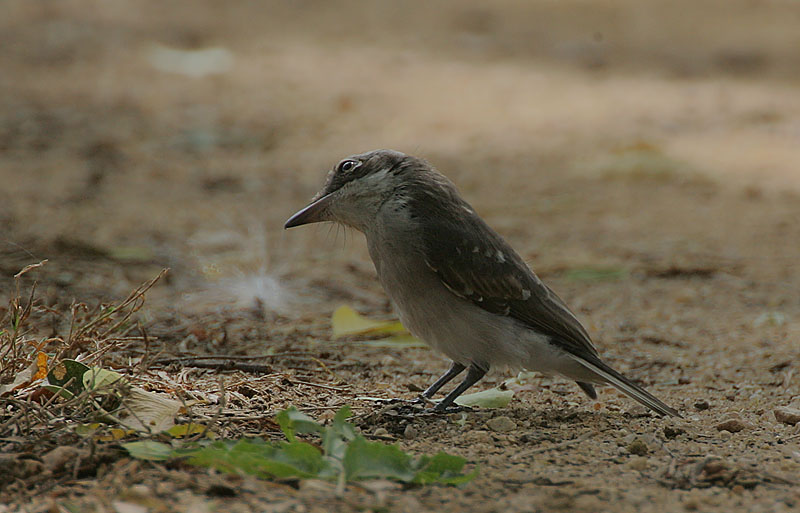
[33,352,48,380]
[166,423,212,438]
[97,428,135,441]
[331,305,409,339]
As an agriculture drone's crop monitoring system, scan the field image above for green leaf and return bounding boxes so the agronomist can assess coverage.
[46,359,90,397]
[122,440,174,461]
[414,452,478,485]
[122,406,478,487]
[82,367,126,391]
[323,405,355,460]
[455,388,514,408]
[563,267,627,282]
[276,407,322,442]
[343,436,416,482]
[180,439,330,480]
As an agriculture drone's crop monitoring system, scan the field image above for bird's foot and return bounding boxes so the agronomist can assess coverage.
[369,397,429,418]
[412,395,436,406]
[428,403,474,414]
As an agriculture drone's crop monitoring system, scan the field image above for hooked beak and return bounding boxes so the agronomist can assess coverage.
[284,192,335,229]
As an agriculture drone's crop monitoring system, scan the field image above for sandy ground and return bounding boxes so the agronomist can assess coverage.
[1,1,800,512]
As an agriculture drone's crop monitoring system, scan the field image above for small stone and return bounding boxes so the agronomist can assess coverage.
[663,425,686,439]
[715,418,752,433]
[403,424,418,439]
[129,484,152,497]
[774,407,800,426]
[298,479,337,494]
[486,416,516,433]
[701,458,728,476]
[694,400,710,411]
[625,404,647,416]
[628,457,649,470]
[373,427,389,437]
[626,438,649,456]
[41,446,89,472]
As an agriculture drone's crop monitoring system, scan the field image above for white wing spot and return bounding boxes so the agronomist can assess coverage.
[521,289,531,300]
[496,250,506,263]
[472,246,480,253]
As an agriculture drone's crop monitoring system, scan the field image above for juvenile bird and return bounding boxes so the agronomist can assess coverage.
[285,149,680,417]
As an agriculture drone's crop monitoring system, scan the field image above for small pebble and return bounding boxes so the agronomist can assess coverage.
[41,446,89,472]
[373,427,389,437]
[626,438,648,456]
[129,484,153,497]
[625,404,647,416]
[663,425,686,439]
[715,418,752,433]
[403,424,418,439]
[694,400,710,411]
[486,416,516,433]
[628,457,649,470]
[774,407,800,426]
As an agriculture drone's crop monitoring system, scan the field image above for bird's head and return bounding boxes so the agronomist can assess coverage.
[284,149,421,232]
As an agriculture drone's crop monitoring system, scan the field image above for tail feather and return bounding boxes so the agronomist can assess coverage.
[576,381,597,399]
[567,353,682,418]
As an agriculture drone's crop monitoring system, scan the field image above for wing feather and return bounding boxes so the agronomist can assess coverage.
[412,189,598,359]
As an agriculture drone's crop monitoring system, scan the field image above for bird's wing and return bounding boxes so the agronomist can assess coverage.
[418,207,599,359]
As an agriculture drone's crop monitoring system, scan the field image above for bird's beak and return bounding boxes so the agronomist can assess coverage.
[284,192,335,229]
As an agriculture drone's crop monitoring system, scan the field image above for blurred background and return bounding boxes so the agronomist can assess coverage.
[1,0,799,317]
[3,5,800,509]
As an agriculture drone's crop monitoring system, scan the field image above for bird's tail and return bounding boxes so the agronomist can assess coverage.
[566,353,682,418]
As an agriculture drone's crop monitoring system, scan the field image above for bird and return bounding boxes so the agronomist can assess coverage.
[285,149,680,417]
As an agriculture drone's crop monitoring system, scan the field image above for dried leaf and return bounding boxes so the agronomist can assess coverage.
[331,305,408,338]
[114,387,182,433]
[33,352,49,380]
[0,360,39,396]
[121,440,174,461]
[455,388,514,408]
[166,423,212,438]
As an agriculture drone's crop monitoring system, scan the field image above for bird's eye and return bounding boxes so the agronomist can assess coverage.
[338,160,359,173]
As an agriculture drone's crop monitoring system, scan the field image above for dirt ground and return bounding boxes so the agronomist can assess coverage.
[2,1,800,512]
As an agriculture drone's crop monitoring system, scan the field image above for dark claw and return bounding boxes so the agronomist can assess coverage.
[430,403,474,414]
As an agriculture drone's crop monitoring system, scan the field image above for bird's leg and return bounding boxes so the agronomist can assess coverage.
[418,361,466,402]
[432,363,487,413]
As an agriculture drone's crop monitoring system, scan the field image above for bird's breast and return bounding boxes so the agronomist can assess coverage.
[365,234,533,368]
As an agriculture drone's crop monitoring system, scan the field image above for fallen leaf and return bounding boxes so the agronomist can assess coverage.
[563,267,628,282]
[331,306,408,338]
[121,440,174,461]
[33,352,48,380]
[83,367,126,392]
[46,359,90,398]
[167,423,213,438]
[0,360,39,396]
[114,387,182,433]
[455,388,514,408]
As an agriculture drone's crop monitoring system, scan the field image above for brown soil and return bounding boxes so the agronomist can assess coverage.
[1,1,799,512]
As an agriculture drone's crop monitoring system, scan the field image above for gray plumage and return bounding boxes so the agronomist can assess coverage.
[285,149,680,417]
